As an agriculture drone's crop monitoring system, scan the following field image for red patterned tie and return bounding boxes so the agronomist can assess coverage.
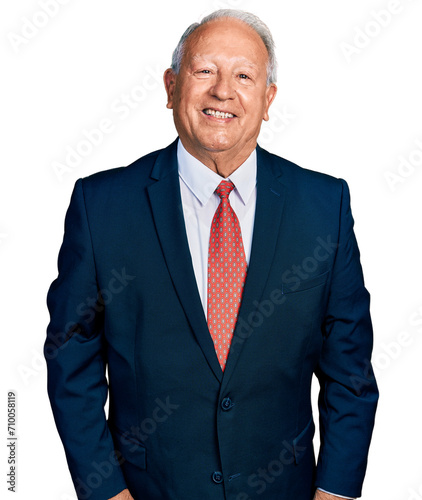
[207,180,247,371]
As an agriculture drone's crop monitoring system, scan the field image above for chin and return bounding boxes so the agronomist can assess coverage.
[200,137,236,153]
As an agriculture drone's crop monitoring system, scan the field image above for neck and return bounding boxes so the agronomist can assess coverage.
[181,141,257,178]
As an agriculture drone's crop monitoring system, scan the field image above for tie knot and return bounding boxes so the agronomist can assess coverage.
[215,180,235,200]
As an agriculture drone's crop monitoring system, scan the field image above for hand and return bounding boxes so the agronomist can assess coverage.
[313,491,352,500]
[108,488,134,500]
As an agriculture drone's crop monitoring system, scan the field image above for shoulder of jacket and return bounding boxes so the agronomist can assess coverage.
[257,144,345,192]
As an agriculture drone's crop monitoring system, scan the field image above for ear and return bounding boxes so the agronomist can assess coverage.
[263,83,277,121]
[164,68,177,109]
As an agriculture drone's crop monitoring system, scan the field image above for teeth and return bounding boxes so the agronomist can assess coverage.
[204,109,234,118]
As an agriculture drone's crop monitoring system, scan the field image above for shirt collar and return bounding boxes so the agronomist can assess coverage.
[177,139,257,206]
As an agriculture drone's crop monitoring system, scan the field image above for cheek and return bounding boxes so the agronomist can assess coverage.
[238,90,265,113]
[177,89,202,116]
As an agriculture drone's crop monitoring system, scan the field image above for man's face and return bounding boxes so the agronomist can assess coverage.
[164,18,277,163]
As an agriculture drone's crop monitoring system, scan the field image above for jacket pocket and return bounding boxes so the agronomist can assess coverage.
[292,417,315,464]
[111,424,147,470]
[282,271,329,295]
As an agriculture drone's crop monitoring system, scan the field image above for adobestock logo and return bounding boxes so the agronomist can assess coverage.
[18,268,135,386]
[351,304,422,395]
[235,439,304,499]
[232,235,337,347]
[74,451,124,500]
[7,0,73,53]
[0,232,8,247]
[384,137,422,192]
[373,304,422,374]
[408,484,422,500]
[259,106,296,146]
[51,64,162,182]
[119,397,181,452]
[340,0,416,63]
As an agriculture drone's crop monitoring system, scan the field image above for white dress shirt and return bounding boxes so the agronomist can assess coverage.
[177,138,354,500]
[177,139,256,314]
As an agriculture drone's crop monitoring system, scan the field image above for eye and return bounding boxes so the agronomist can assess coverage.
[238,74,249,79]
[194,69,213,78]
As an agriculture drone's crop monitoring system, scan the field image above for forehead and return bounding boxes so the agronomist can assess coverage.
[182,18,269,67]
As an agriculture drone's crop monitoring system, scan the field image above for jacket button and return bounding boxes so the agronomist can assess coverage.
[212,471,224,484]
[221,397,233,411]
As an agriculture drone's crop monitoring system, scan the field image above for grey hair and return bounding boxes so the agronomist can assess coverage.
[170,9,277,85]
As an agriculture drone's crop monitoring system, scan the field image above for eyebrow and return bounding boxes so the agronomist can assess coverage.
[190,55,260,70]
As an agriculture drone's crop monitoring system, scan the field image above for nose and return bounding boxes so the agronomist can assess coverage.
[210,72,236,101]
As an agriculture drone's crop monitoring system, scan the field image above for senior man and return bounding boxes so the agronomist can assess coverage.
[45,9,378,500]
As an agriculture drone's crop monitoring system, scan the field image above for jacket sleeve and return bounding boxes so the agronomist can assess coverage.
[314,179,379,498]
[44,179,127,500]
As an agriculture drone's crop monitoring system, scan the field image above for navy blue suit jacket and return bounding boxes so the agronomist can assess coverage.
[45,139,378,500]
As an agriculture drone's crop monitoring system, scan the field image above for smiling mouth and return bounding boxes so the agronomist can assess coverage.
[203,108,235,119]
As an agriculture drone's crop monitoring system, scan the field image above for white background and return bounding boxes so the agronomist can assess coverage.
[1,0,422,499]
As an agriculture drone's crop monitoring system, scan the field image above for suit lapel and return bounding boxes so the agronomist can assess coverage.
[222,145,287,386]
[146,141,286,386]
[147,140,223,383]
